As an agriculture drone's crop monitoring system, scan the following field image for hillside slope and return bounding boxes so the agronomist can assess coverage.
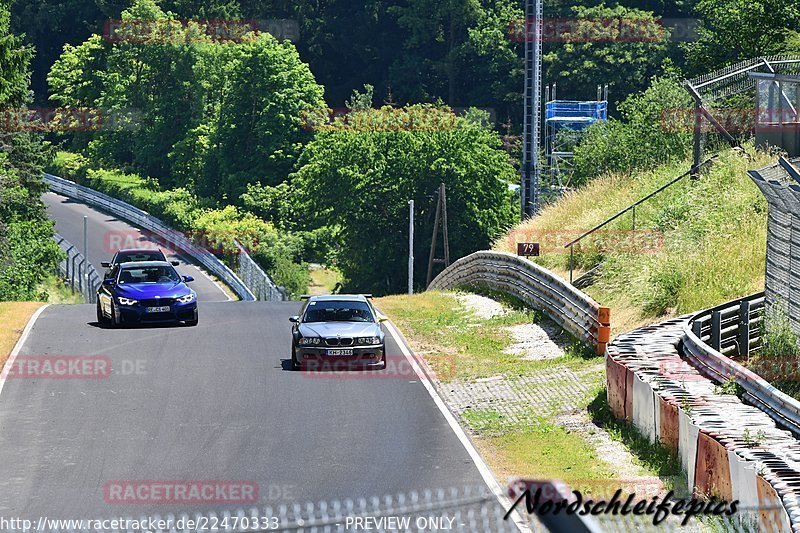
[495,145,775,332]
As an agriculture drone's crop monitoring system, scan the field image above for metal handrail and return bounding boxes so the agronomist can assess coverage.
[563,156,717,283]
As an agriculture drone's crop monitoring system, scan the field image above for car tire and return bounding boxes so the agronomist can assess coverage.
[186,309,199,327]
[377,350,387,370]
[96,300,108,325]
[109,301,121,328]
[291,343,300,370]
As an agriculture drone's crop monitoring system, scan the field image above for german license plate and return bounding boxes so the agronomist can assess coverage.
[326,349,354,357]
[146,306,171,313]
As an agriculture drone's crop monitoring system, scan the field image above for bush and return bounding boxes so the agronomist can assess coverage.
[48,155,308,297]
[572,76,693,184]
[292,104,518,295]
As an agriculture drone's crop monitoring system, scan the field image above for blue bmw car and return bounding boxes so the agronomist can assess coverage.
[96,261,198,327]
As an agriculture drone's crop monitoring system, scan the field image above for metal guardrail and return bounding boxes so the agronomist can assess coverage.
[688,292,765,359]
[428,251,610,354]
[43,173,285,301]
[54,233,101,303]
[682,292,800,436]
[234,240,287,301]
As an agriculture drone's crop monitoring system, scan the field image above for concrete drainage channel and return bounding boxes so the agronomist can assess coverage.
[431,252,800,531]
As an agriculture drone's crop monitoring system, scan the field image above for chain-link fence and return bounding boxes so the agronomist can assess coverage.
[54,233,101,303]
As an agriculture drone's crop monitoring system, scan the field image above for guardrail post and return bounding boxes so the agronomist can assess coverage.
[569,244,574,284]
[597,306,611,355]
[711,310,722,351]
[738,300,751,358]
[692,319,702,339]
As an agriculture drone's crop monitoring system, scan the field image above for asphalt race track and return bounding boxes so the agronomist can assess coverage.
[43,192,229,302]
[0,195,510,528]
[0,303,493,521]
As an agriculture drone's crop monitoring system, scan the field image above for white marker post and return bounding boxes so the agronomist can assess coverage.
[408,200,414,295]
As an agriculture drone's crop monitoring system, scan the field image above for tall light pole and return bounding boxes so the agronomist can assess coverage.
[521,0,543,217]
[83,215,88,262]
[408,199,414,294]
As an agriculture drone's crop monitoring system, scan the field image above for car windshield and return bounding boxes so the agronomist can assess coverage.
[116,251,165,263]
[118,265,180,284]
[303,300,374,323]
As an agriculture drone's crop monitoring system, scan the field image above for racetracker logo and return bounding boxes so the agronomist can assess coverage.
[501,229,664,256]
[0,107,141,133]
[103,19,299,43]
[661,107,800,133]
[103,481,259,505]
[1,356,112,379]
[103,229,256,256]
[300,353,456,380]
[508,18,668,43]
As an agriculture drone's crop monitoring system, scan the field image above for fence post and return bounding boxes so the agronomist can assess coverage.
[711,310,722,351]
[738,300,751,358]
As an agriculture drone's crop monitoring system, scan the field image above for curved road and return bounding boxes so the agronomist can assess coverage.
[0,194,514,529]
[44,192,229,302]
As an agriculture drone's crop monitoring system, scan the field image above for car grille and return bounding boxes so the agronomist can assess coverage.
[140,298,175,307]
[325,337,354,346]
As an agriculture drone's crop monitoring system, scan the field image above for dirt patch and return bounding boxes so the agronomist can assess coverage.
[504,320,571,361]
[456,293,507,320]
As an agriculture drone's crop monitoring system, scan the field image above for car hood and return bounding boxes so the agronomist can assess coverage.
[299,322,382,338]
[116,282,192,298]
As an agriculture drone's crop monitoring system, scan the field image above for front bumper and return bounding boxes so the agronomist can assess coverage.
[116,301,198,324]
[295,345,385,369]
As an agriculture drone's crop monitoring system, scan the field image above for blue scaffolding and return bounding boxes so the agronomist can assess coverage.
[544,87,608,187]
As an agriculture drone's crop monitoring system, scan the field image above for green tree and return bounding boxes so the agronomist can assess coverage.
[543,4,671,104]
[685,0,800,73]
[292,104,517,294]
[199,32,325,198]
[48,0,325,198]
[0,0,62,300]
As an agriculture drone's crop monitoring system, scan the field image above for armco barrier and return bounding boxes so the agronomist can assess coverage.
[608,316,800,531]
[428,251,610,353]
[44,174,285,301]
[54,233,101,303]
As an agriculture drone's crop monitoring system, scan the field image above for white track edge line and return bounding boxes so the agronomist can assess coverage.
[384,320,531,533]
[0,304,50,398]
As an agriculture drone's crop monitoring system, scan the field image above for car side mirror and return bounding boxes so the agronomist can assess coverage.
[378,315,388,323]
[289,316,299,323]
[103,278,115,286]
[101,261,111,268]
[183,275,194,283]
[171,260,180,266]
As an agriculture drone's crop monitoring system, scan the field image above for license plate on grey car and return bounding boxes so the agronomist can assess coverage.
[326,349,354,356]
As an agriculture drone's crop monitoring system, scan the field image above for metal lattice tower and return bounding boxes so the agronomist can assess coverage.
[521,0,543,217]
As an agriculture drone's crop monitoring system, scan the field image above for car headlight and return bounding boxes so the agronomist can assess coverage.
[357,336,382,345]
[117,297,138,306]
[298,337,322,346]
[176,293,195,303]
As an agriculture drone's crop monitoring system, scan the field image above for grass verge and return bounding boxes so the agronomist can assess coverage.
[0,302,43,371]
[376,290,672,495]
[37,275,84,304]
[494,145,773,333]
